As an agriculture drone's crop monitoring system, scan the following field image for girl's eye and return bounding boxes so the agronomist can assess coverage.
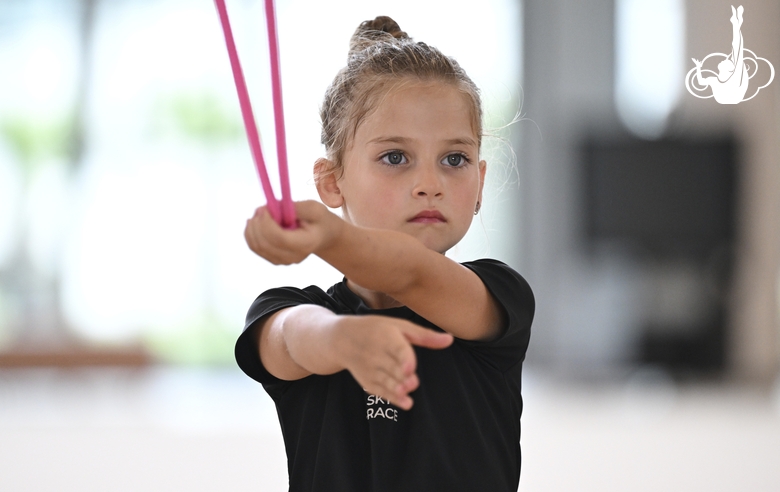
[443,153,469,167]
[381,152,406,166]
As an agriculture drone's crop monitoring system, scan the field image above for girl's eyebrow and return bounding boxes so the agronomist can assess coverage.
[444,137,478,147]
[367,136,413,145]
[367,136,478,146]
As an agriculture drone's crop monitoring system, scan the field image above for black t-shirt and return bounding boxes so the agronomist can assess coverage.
[235,259,534,492]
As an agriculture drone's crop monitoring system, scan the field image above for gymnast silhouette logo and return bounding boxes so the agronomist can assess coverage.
[685,5,774,104]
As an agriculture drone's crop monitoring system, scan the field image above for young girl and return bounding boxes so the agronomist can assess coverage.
[236,16,534,492]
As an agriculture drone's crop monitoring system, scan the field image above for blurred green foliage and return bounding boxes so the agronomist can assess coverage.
[0,113,74,175]
[143,313,237,366]
[153,91,242,145]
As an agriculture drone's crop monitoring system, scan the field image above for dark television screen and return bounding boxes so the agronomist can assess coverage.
[581,138,737,256]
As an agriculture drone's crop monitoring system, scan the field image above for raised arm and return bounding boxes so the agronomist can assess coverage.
[245,200,505,342]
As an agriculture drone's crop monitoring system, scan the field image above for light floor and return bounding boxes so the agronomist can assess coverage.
[1,366,779,492]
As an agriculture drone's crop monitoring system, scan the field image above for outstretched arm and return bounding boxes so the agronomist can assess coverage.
[245,200,505,342]
[255,304,453,409]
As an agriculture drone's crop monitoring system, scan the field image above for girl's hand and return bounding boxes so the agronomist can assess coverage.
[244,200,343,264]
[334,315,454,410]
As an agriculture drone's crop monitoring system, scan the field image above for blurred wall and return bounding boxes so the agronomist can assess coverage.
[683,0,780,383]
[519,0,780,382]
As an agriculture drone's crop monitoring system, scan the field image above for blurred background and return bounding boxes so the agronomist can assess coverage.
[0,0,778,490]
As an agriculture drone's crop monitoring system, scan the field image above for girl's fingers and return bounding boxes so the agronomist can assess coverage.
[245,200,338,265]
[399,323,454,350]
[348,341,418,408]
[400,372,419,393]
[360,346,410,389]
[394,395,413,411]
[340,317,447,411]
[383,336,416,376]
[245,205,316,264]
[366,370,415,410]
[376,368,407,397]
[376,344,422,405]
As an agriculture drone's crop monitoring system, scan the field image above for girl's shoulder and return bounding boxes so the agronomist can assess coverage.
[461,258,534,308]
[456,259,534,369]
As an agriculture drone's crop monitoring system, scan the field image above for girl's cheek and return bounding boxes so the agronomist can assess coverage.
[373,191,401,211]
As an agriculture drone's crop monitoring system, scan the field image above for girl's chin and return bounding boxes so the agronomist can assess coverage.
[417,237,456,255]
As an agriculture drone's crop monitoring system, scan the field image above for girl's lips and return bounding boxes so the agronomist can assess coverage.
[409,210,446,223]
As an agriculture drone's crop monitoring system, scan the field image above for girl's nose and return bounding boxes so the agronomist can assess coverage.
[412,163,444,198]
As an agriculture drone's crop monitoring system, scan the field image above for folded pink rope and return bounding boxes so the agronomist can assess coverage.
[215,0,296,229]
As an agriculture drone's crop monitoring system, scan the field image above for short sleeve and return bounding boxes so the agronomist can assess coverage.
[457,259,534,372]
[234,286,334,388]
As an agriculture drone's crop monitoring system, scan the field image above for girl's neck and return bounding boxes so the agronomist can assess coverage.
[346,278,404,310]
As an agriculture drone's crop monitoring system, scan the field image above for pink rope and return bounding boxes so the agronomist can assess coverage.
[215,0,296,228]
[264,0,295,228]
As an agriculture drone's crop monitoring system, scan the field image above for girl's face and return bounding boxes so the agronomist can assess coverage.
[324,81,485,254]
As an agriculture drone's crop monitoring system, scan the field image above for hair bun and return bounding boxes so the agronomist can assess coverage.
[349,16,409,56]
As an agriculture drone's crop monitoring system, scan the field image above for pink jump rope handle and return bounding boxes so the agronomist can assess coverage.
[215,0,296,229]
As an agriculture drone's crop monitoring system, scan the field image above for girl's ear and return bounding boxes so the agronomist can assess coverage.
[477,159,487,206]
[314,158,344,208]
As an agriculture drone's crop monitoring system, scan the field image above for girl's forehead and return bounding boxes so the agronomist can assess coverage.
[356,81,478,142]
